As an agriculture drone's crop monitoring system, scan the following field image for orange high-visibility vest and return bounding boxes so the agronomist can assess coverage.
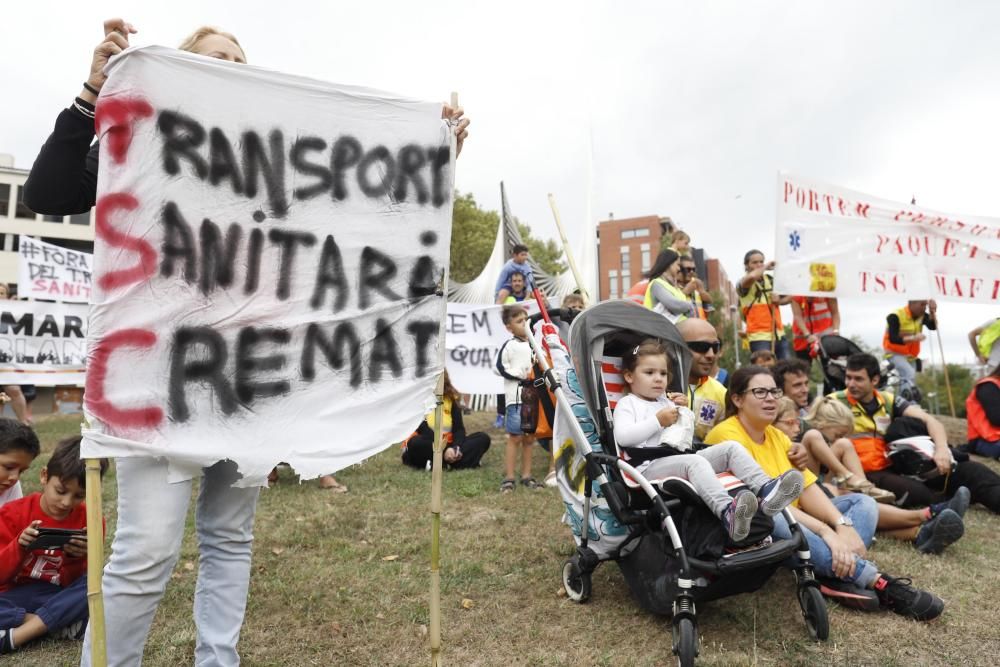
[626,279,648,305]
[739,274,783,342]
[832,389,895,472]
[882,306,924,358]
[791,297,833,352]
[967,376,1000,443]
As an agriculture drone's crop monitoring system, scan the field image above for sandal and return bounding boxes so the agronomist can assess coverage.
[520,477,541,490]
[319,475,348,493]
[500,478,516,494]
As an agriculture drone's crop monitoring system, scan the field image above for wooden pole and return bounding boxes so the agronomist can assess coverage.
[85,459,107,667]
[934,327,957,418]
[546,194,590,303]
[429,90,458,667]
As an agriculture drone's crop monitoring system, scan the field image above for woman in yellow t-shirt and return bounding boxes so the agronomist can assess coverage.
[704,366,944,620]
[401,372,491,470]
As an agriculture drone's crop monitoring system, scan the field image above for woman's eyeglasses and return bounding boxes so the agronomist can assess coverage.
[743,387,783,400]
[687,341,721,354]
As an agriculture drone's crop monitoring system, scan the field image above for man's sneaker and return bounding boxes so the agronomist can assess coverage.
[929,486,970,520]
[757,470,804,516]
[55,619,88,640]
[722,490,758,542]
[494,414,505,429]
[914,508,964,555]
[543,470,558,488]
[873,574,944,621]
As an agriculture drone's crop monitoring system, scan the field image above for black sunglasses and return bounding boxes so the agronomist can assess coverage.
[680,266,696,273]
[687,341,721,354]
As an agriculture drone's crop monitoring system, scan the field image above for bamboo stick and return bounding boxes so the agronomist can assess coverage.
[429,90,458,667]
[934,327,957,418]
[85,458,107,667]
[546,194,590,303]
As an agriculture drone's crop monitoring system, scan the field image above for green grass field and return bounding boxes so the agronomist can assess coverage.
[13,413,1000,666]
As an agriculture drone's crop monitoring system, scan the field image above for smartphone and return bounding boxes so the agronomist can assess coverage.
[27,527,86,551]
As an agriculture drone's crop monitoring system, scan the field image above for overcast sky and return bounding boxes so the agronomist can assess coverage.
[3,1,999,368]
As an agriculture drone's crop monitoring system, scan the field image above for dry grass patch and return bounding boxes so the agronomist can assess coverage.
[12,413,1000,666]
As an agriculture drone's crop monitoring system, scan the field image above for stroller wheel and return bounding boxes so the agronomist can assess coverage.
[562,558,591,603]
[673,617,698,667]
[798,585,830,641]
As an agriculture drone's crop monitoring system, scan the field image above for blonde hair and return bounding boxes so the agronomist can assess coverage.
[775,397,798,423]
[804,396,853,432]
[671,230,690,244]
[178,26,246,60]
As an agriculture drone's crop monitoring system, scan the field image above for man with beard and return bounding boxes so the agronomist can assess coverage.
[678,318,727,442]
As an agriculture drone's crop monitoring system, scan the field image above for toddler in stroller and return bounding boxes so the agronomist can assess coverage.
[539,301,830,665]
[614,338,804,542]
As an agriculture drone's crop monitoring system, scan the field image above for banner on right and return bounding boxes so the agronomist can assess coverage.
[773,173,1000,303]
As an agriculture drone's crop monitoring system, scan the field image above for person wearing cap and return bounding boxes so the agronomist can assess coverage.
[738,250,792,360]
[882,300,936,399]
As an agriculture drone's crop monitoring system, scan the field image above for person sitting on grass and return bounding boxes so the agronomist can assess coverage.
[774,397,895,503]
[614,339,804,543]
[0,437,109,653]
[773,398,969,555]
[495,306,540,492]
[706,366,945,620]
[401,371,491,470]
[0,420,41,508]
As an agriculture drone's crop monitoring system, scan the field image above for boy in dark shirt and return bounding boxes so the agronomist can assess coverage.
[0,437,108,653]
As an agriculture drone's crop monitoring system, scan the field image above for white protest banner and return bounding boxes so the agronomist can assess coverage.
[82,46,453,484]
[445,301,540,395]
[0,300,87,385]
[18,237,93,303]
[774,172,1000,302]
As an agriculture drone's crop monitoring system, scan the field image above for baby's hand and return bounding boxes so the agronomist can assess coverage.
[18,520,42,549]
[656,405,679,427]
[667,392,689,408]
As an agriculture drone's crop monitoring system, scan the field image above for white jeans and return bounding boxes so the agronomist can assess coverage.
[81,458,260,667]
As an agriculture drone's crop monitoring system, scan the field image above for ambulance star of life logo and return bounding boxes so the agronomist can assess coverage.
[699,402,718,423]
[789,230,802,251]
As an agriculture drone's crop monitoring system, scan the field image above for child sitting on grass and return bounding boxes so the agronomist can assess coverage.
[614,339,804,542]
[0,419,41,508]
[0,436,108,653]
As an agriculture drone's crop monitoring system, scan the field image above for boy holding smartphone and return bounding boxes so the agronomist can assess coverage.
[0,437,108,653]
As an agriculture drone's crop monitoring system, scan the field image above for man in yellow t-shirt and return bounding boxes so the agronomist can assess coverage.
[678,318,728,442]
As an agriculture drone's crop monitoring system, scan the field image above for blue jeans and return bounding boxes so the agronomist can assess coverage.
[771,493,880,587]
[887,354,917,396]
[749,338,791,360]
[81,459,260,667]
[0,576,88,632]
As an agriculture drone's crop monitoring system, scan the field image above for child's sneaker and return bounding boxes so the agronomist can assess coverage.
[0,628,14,654]
[757,470,804,516]
[914,508,964,555]
[55,619,88,640]
[494,414,505,429]
[722,490,758,542]
[873,574,944,621]
[928,486,970,520]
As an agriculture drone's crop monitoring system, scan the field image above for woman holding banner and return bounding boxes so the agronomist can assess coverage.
[25,18,470,667]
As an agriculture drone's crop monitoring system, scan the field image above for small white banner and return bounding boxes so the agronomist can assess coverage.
[18,236,93,303]
[444,301,539,395]
[0,300,87,386]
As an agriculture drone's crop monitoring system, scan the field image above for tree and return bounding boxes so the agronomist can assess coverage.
[449,192,566,283]
[449,192,499,283]
[916,363,974,417]
[515,219,566,276]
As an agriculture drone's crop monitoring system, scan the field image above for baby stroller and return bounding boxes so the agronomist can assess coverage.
[533,301,828,666]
